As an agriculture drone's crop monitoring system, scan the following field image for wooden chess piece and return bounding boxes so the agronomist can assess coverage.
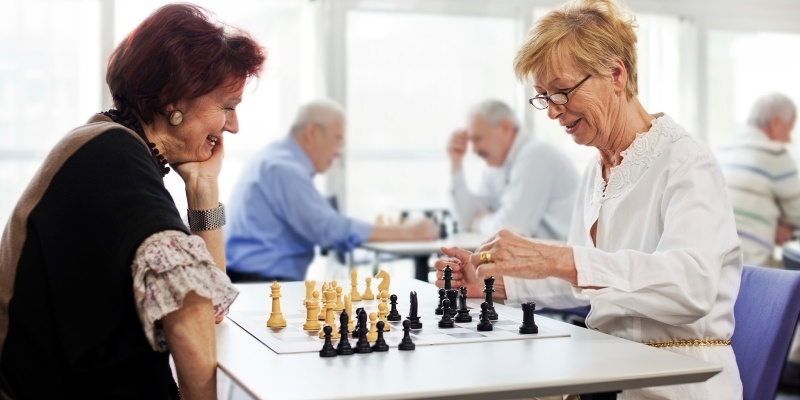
[367,312,378,342]
[344,294,355,332]
[320,289,340,339]
[349,269,362,301]
[477,302,493,331]
[334,286,344,311]
[319,326,337,358]
[318,282,329,320]
[398,320,416,351]
[266,281,287,328]
[380,289,389,308]
[378,302,390,332]
[387,294,402,321]
[336,310,354,356]
[303,290,322,330]
[372,321,389,352]
[362,277,375,300]
[304,279,315,306]
[376,269,391,293]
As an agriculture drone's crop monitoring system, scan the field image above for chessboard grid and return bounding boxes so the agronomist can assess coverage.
[229,298,569,354]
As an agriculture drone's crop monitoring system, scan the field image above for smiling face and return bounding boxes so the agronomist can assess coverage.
[161,80,245,163]
[533,62,623,150]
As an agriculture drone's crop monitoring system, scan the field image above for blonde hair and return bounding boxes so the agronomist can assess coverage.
[513,0,639,98]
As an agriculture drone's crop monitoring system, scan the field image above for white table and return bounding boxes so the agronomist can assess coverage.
[216,278,721,400]
[359,233,486,281]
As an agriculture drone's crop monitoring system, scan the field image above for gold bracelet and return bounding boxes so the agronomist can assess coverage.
[642,338,731,348]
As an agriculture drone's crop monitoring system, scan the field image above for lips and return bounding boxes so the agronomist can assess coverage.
[564,118,581,134]
[206,135,219,146]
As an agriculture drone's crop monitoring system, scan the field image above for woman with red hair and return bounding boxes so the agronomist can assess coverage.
[0,4,264,398]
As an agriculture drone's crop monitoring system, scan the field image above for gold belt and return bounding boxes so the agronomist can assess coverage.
[642,339,731,348]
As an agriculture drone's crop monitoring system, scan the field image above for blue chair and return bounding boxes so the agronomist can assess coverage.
[732,265,800,400]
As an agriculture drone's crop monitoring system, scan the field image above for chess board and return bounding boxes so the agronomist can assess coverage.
[227,296,569,355]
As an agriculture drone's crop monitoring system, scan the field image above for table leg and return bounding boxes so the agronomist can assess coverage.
[413,255,430,281]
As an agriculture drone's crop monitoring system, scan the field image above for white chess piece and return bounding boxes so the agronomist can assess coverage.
[266,281,287,328]
[303,290,321,331]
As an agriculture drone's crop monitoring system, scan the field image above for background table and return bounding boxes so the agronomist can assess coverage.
[216,278,721,400]
[359,232,486,281]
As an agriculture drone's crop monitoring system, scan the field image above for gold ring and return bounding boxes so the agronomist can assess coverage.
[479,251,492,263]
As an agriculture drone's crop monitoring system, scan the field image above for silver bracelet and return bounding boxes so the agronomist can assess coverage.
[187,202,226,231]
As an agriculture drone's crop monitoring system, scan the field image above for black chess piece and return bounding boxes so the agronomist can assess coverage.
[372,321,390,352]
[443,265,453,290]
[336,310,354,355]
[452,220,459,235]
[439,222,448,240]
[435,288,445,315]
[477,302,493,331]
[354,309,373,354]
[454,286,472,323]
[387,294,402,321]
[398,320,416,351]
[483,277,499,320]
[406,291,423,329]
[352,307,364,339]
[319,326,338,357]
[446,289,459,317]
[438,299,455,328]
[519,302,539,334]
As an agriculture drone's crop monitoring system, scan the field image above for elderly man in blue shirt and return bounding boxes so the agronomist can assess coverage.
[225,99,438,282]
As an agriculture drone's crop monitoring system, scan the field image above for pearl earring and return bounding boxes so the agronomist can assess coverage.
[169,110,183,126]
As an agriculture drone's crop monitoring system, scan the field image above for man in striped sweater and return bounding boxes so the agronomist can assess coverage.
[717,93,798,267]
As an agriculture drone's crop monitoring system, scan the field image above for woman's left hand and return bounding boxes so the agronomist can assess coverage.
[470,229,577,285]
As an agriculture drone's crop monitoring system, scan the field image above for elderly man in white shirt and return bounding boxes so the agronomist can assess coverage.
[448,99,578,240]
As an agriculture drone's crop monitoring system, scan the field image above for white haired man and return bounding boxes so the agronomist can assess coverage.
[717,93,799,267]
[448,99,578,240]
[225,100,437,282]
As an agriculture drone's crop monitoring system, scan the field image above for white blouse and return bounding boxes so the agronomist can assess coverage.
[505,114,743,399]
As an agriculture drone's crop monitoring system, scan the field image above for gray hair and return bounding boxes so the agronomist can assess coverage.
[289,99,345,136]
[747,93,796,129]
[468,99,520,133]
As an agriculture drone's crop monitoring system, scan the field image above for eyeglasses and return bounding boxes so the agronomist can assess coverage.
[528,75,592,110]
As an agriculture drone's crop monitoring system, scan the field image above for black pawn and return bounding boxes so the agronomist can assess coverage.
[454,286,472,323]
[398,320,416,351]
[337,310,354,355]
[387,294,402,321]
[406,291,423,329]
[483,277,498,320]
[443,265,453,290]
[319,326,338,357]
[446,289,459,317]
[519,302,539,334]
[477,302,493,331]
[435,288,445,315]
[438,299,455,328]
[372,321,389,352]
[354,310,373,354]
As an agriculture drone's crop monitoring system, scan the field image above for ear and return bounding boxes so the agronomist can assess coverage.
[609,58,628,95]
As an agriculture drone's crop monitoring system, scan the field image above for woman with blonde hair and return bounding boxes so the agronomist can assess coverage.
[436,0,743,397]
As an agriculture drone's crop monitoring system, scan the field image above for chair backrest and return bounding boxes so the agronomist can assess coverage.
[783,242,800,270]
[732,265,800,400]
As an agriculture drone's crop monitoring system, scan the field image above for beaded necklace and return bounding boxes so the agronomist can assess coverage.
[100,109,170,176]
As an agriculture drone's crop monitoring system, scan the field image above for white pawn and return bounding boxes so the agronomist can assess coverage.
[367,312,379,342]
[378,302,390,332]
[334,286,344,311]
[266,281,287,328]
[303,290,321,331]
[362,277,375,300]
[349,269,362,301]
[380,289,389,307]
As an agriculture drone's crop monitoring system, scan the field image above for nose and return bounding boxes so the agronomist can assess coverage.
[546,103,563,120]
[224,110,239,134]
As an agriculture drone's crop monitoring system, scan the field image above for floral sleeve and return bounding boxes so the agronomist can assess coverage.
[131,230,239,351]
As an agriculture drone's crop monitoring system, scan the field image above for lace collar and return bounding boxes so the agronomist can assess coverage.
[590,113,686,207]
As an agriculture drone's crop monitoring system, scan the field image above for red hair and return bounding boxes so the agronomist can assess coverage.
[106,3,265,124]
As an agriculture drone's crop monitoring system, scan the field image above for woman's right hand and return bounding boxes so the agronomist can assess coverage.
[433,246,486,297]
